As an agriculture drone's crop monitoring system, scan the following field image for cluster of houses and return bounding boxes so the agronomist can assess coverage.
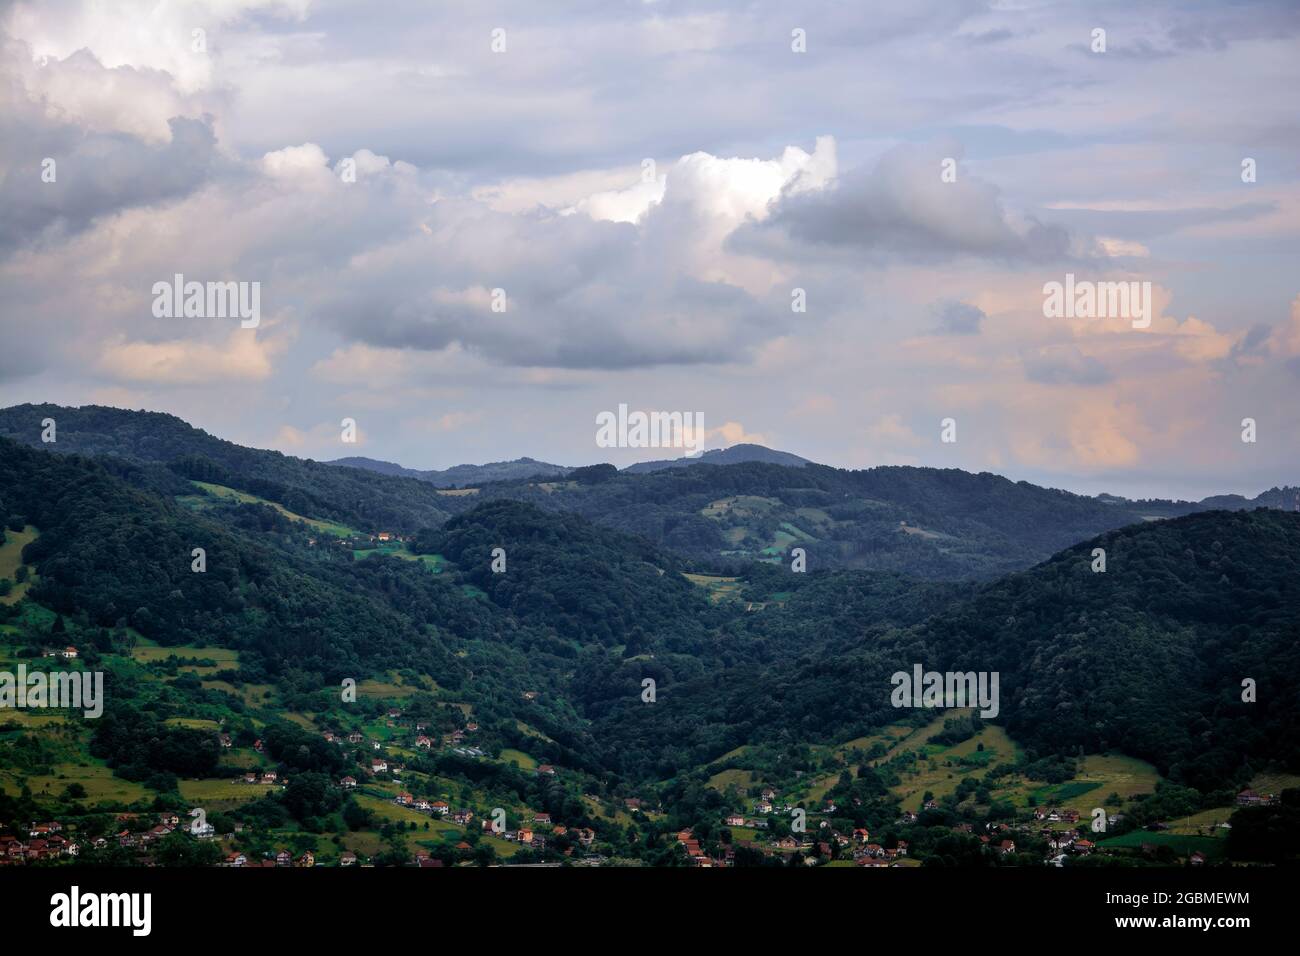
[1033,807,1082,823]
[0,822,78,864]
[40,646,79,659]
[0,811,228,866]
[677,828,734,867]
[476,812,596,851]
[223,849,320,867]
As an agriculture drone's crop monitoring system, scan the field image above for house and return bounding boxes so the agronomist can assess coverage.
[62,646,78,659]
[371,759,388,773]
[1235,789,1268,807]
[259,772,277,785]
[414,800,431,812]
[253,739,264,752]
[296,851,315,867]
[1073,839,1095,854]
[340,852,357,867]
[853,828,870,843]
[755,801,773,814]
[522,691,538,701]
[340,776,357,789]
[624,798,642,811]
[219,734,233,748]
[387,708,401,719]
[895,840,908,856]
[452,809,473,825]
[395,792,413,806]
[243,772,258,784]
[226,852,247,867]
[577,828,596,848]
[378,532,393,542]
[415,735,433,749]
[537,764,557,776]
[1190,851,1206,866]
[275,850,292,866]
[517,827,534,843]
[430,801,449,815]
[997,840,1016,855]
[532,812,551,825]
[776,836,799,850]
[725,814,746,827]
[191,821,215,840]
[347,732,364,744]
[923,799,939,810]
[465,722,479,732]
[1059,809,1080,823]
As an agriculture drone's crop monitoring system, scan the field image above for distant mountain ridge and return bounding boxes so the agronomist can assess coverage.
[622,443,811,474]
[329,455,571,487]
[1,403,1295,579]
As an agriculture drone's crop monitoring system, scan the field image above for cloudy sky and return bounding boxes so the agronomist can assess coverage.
[1,0,1297,499]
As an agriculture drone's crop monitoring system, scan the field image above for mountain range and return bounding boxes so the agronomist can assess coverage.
[0,402,1296,868]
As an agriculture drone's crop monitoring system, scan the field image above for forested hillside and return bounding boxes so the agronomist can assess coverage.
[583,509,1300,789]
[4,403,1294,580]
[0,404,452,534]
[1,408,1297,869]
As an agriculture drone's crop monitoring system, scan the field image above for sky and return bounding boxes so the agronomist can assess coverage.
[0,0,1297,500]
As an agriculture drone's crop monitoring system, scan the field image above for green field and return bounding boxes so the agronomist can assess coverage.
[179,778,277,804]
[189,482,358,538]
[354,544,446,572]
[707,767,758,792]
[683,573,743,603]
[164,717,222,730]
[2,762,150,804]
[132,642,241,673]
[0,525,38,605]
[499,749,538,771]
[1097,830,1226,860]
